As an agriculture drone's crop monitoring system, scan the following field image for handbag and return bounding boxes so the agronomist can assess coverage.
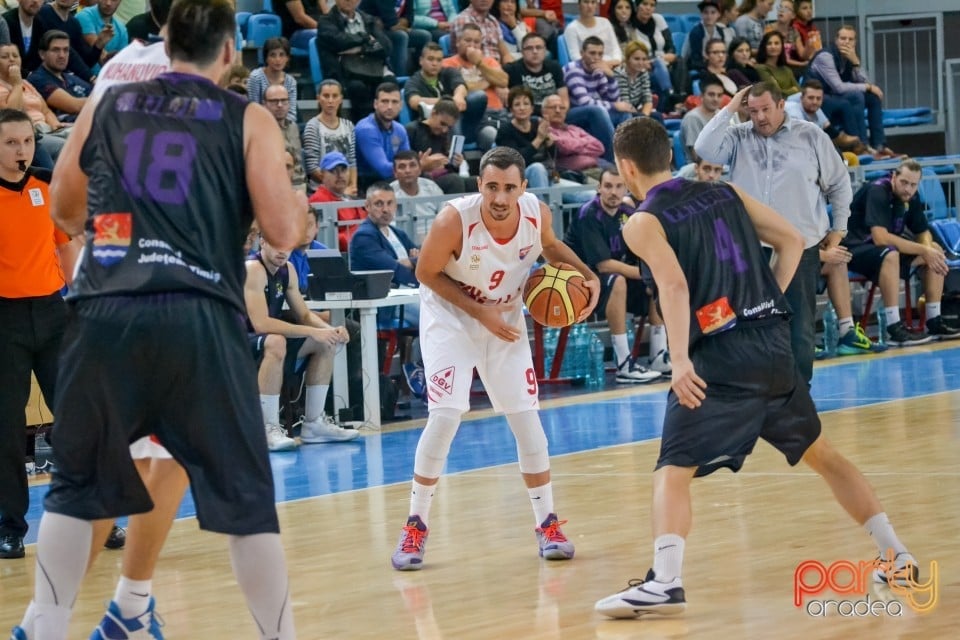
[341,38,388,82]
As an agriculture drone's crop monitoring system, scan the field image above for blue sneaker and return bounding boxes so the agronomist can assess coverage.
[837,324,874,356]
[10,627,27,640]
[90,598,164,639]
[402,363,426,399]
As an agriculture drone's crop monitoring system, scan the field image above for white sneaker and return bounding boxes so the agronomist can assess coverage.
[301,415,360,443]
[649,350,672,375]
[615,357,662,384]
[265,423,297,451]
[595,569,686,618]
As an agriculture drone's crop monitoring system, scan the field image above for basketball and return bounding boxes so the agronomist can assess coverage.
[524,262,591,327]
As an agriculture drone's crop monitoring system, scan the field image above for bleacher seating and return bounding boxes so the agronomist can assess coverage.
[247,13,282,58]
[672,130,687,169]
[308,36,323,88]
[439,34,452,57]
[663,15,683,34]
[680,14,701,33]
[671,31,686,57]
[557,36,570,66]
[881,107,934,128]
[236,12,252,38]
[919,167,957,220]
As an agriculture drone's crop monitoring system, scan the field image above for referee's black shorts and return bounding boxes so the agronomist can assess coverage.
[45,293,279,536]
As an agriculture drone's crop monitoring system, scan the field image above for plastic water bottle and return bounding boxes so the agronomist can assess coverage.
[876,306,888,348]
[586,330,605,389]
[822,301,838,357]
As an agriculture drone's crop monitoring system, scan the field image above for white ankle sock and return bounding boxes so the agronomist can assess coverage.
[612,333,630,366]
[926,301,941,321]
[884,306,900,326]
[839,317,855,335]
[410,480,436,527]
[649,325,667,358]
[864,512,908,557]
[260,394,280,425]
[114,576,152,619]
[528,481,555,525]
[652,534,685,582]
[305,384,329,422]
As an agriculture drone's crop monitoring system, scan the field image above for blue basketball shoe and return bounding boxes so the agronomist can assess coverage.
[90,598,164,639]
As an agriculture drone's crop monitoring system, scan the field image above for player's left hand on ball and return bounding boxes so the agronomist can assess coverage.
[671,358,707,409]
[578,278,601,322]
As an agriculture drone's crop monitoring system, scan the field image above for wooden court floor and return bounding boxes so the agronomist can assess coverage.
[2,357,958,638]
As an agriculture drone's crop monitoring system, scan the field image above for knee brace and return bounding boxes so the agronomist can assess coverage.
[506,410,550,474]
[413,408,463,479]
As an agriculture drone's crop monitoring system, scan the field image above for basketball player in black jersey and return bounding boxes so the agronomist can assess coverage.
[13,2,301,639]
[595,118,917,618]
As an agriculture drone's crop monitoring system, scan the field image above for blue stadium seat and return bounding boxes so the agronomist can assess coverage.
[692,78,700,96]
[439,34,452,57]
[263,0,274,12]
[290,29,315,59]
[681,14,702,33]
[672,130,687,169]
[557,36,570,66]
[247,13,282,53]
[400,89,413,125]
[308,36,323,88]
[236,12,252,38]
[931,220,960,259]
[663,118,682,132]
[919,167,956,220]
[880,107,934,127]
[671,31,686,56]
[663,14,683,34]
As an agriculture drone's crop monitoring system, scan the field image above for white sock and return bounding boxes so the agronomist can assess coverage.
[409,480,436,527]
[612,333,631,366]
[114,576,152,619]
[30,512,93,639]
[305,384,329,422]
[926,301,941,321]
[839,317,855,336]
[228,534,296,640]
[260,394,280,425]
[649,325,667,358]
[17,601,37,638]
[31,602,73,640]
[528,481,555,526]
[864,512,908,557]
[884,306,900,325]
[652,534,685,582]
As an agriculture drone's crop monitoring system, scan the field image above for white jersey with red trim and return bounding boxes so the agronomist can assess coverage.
[91,40,171,103]
[424,192,543,310]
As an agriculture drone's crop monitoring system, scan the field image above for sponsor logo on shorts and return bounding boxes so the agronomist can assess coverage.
[92,212,133,266]
[429,366,455,396]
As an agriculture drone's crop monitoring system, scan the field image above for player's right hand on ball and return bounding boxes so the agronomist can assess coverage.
[671,358,707,409]
[479,305,521,342]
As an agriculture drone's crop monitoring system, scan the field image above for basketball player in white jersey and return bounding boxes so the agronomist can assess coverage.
[20,1,191,637]
[391,147,601,571]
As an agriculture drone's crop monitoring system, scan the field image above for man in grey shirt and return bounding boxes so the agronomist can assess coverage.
[680,74,725,165]
[695,81,853,383]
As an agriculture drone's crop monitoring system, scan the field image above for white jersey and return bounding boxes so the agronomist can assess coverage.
[90,40,171,103]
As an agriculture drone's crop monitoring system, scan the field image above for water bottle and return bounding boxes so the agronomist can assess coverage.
[587,330,605,389]
[822,301,838,357]
[626,321,636,363]
[876,306,888,348]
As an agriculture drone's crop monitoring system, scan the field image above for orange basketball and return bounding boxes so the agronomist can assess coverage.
[524,262,591,327]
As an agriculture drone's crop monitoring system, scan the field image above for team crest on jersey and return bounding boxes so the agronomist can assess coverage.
[91,213,132,266]
[429,366,456,397]
[519,244,533,260]
[696,296,737,334]
[470,254,481,270]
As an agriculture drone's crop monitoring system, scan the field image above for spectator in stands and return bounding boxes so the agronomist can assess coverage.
[77,0,129,70]
[390,150,445,243]
[245,220,359,452]
[0,42,69,163]
[842,160,960,344]
[410,0,458,42]
[0,108,80,561]
[3,0,45,75]
[726,36,760,86]
[764,0,804,73]
[492,0,530,59]
[316,0,395,122]
[682,0,733,75]
[785,79,865,154]
[125,0,162,41]
[516,0,560,57]
[274,0,324,46]
[361,0,431,76]
[264,85,306,192]
[442,22,507,148]
[702,37,741,96]
[791,0,821,58]
[355,81,410,188]
[496,85,555,189]
[733,0,771,54]
[542,93,605,179]
[564,167,664,383]
[247,37,298,122]
[27,30,90,122]
[718,0,737,26]
[308,151,366,251]
[695,82,854,383]
[614,40,660,119]
[806,25,896,159]
[631,0,682,108]
[754,31,799,97]
[404,41,473,127]
[222,62,250,94]
[564,36,633,137]
[680,73,724,164]
[303,79,358,195]
[37,0,109,81]
[564,0,620,73]
[405,97,472,193]
[451,0,512,64]
[693,155,723,181]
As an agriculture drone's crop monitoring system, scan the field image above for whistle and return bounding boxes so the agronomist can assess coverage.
[17,160,27,172]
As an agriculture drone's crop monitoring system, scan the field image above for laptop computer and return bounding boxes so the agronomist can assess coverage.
[305,249,394,301]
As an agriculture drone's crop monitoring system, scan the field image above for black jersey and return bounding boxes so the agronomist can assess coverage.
[640,178,790,347]
[70,72,253,313]
[260,254,290,321]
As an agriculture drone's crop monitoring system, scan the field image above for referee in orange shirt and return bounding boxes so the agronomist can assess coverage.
[0,108,80,560]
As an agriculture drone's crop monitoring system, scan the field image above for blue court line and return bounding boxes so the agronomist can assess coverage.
[22,345,960,543]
